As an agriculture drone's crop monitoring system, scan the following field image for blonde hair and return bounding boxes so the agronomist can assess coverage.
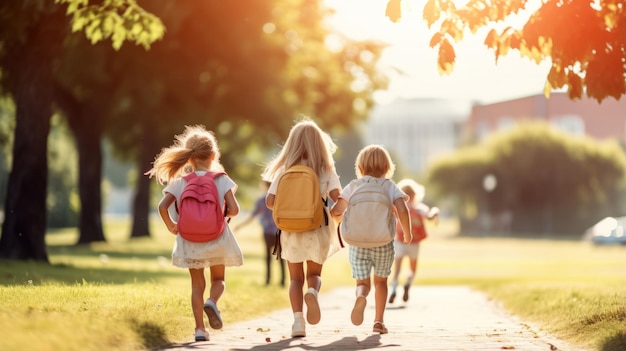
[145,125,224,185]
[262,117,337,180]
[397,178,425,204]
[355,144,395,178]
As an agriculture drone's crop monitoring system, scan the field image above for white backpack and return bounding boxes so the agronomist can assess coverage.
[340,178,396,248]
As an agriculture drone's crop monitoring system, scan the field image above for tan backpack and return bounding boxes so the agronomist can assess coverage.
[272,165,325,233]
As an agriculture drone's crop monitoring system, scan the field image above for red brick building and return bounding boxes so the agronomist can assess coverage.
[465,92,626,142]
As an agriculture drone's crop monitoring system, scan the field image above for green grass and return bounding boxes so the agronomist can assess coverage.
[1,217,625,351]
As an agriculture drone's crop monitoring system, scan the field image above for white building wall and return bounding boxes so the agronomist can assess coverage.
[365,98,471,174]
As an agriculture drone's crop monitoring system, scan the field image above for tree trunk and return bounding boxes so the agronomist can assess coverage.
[0,89,52,261]
[130,122,158,238]
[0,44,57,261]
[75,117,106,244]
[0,6,66,261]
[54,83,107,244]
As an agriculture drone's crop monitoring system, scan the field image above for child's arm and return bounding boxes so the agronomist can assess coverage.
[158,193,178,234]
[224,189,240,218]
[427,206,440,223]
[394,197,413,244]
[265,193,275,210]
[328,188,340,203]
[233,199,261,230]
[330,197,348,222]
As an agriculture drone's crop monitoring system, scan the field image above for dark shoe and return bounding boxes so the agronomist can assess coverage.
[388,292,396,304]
[402,285,410,302]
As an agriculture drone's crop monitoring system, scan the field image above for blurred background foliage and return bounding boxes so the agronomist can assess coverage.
[427,121,626,236]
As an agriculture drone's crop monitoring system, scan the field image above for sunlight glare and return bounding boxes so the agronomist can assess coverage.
[323,0,551,104]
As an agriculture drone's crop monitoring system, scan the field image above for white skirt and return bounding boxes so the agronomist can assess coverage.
[280,207,342,264]
[171,224,244,269]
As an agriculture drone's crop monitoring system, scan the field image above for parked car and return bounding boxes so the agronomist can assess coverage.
[586,217,626,245]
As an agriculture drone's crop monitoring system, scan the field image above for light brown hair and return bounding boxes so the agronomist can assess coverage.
[355,144,395,178]
[145,125,224,185]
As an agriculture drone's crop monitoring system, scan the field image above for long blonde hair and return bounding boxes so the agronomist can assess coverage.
[145,125,224,185]
[262,117,337,181]
[355,144,395,179]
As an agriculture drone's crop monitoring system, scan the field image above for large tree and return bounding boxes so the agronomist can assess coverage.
[1,0,387,260]
[98,0,387,238]
[0,0,163,260]
[385,0,626,102]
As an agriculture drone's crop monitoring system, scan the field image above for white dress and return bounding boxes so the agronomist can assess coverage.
[163,171,244,269]
[268,168,343,264]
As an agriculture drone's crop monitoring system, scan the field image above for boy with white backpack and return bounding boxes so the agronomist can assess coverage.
[331,144,412,335]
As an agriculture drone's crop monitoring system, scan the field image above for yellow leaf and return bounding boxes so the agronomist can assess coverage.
[437,38,456,75]
[429,32,442,48]
[484,28,498,49]
[422,0,440,27]
[385,0,402,23]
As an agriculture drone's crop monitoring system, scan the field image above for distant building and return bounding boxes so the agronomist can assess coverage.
[364,93,626,175]
[365,98,472,174]
[465,92,626,142]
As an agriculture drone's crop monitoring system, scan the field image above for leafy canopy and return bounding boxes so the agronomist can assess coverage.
[56,0,164,50]
[386,0,626,102]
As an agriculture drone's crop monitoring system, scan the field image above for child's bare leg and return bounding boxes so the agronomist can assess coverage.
[189,268,207,331]
[208,265,225,303]
[389,257,402,302]
[373,275,388,323]
[403,258,418,302]
[305,261,322,292]
[203,265,225,329]
[355,279,370,298]
[287,261,306,337]
[287,261,305,312]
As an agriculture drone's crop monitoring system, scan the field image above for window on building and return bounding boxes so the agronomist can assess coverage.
[497,117,515,131]
[551,115,585,135]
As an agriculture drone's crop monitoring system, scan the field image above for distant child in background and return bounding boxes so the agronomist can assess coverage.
[145,125,243,342]
[234,181,285,287]
[331,144,413,335]
[388,179,439,304]
[262,118,342,338]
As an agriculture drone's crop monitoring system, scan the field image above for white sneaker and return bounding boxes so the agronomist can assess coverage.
[291,314,306,338]
[194,328,209,342]
[203,299,223,329]
[304,287,320,325]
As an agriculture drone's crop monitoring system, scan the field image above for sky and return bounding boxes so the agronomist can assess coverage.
[323,0,552,105]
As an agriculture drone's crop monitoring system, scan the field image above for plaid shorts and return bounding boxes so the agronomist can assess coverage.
[349,241,395,280]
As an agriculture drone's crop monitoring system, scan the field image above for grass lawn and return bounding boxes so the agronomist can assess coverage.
[0,217,624,351]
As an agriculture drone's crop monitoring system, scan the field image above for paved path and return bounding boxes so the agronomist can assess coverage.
[158,286,589,351]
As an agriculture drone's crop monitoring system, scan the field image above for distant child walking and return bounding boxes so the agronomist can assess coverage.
[145,125,243,342]
[262,118,342,338]
[389,179,439,304]
[234,181,285,287]
[331,144,412,335]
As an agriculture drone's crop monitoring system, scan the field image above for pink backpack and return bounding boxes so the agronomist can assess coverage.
[176,172,226,242]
